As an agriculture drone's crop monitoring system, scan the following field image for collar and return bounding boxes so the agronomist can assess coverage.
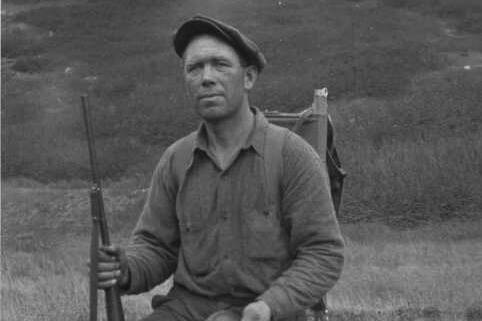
[194,106,268,157]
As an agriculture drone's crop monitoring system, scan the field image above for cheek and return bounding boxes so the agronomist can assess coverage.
[184,78,198,96]
[226,74,245,91]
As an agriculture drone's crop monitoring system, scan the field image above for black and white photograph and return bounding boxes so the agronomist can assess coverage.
[2,0,481,320]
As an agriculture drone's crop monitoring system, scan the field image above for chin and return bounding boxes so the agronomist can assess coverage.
[197,104,231,122]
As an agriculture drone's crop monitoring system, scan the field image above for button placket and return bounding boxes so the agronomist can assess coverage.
[218,173,229,222]
[217,172,234,265]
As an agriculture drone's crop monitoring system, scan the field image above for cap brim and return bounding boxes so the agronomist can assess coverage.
[173,19,233,58]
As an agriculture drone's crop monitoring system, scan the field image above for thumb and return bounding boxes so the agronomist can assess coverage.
[241,304,257,321]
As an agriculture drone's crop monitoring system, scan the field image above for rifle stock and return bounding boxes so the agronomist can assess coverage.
[81,95,125,321]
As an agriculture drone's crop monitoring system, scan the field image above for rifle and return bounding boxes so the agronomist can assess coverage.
[81,95,125,321]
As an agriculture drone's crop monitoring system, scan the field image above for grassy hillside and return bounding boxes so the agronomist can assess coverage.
[3,0,482,199]
[2,0,482,225]
[3,0,482,224]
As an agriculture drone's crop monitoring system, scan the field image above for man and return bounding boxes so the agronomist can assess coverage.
[96,15,344,321]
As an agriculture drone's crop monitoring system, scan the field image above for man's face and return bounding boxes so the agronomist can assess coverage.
[183,35,257,122]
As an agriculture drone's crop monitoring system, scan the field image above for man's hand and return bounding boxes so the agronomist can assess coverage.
[241,301,271,321]
[92,245,130,289]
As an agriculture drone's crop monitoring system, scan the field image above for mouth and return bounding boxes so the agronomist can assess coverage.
[198,93,223,100]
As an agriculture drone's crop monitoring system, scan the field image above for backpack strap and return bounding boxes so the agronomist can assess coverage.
[264,122,330,316]
[171,132,197,190]
[263,123,290,214]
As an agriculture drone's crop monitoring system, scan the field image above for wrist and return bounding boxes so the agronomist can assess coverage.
[118,266,131,290]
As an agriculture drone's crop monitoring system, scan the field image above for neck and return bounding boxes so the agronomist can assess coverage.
[204,101,254,153]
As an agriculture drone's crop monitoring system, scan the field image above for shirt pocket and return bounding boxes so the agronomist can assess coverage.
[243,204,289,260]
[179,222,215,276]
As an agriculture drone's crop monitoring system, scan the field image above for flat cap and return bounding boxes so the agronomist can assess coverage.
[173,15,267,72]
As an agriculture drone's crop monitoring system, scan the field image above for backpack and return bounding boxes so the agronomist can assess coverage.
[263,89,346,215]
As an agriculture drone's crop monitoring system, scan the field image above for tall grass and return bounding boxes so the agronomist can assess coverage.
[1,234,170,321]
[1,180,147,250]
[330,221,482,320]
[1,251,90,321]
[2,221,481,321]
[341,132,481,224]
[332,68,482,223]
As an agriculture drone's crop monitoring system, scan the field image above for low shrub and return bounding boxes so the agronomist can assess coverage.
[11,55,50,73]
[1,23,46,58]
[381,0,482,33]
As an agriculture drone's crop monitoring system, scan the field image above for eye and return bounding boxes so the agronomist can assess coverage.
[214,59,230,68]
[186,63,201,73]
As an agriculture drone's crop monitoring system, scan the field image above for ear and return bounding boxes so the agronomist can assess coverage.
[244,65,258,91]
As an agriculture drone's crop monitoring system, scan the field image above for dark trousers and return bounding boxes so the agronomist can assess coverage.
[139,284,307,321]
[140,284,244,321]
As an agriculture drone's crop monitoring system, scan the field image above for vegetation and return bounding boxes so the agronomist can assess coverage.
[2,0,482,320]
[331,222,482,320]
[381,0,482,33]
[2,216,481,321]
[3,0,481,223]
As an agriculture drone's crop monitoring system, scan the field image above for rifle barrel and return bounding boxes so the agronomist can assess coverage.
[81,95,101,186]
[81,96,111,245]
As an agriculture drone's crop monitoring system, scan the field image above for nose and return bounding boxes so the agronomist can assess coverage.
[201,65,216,87]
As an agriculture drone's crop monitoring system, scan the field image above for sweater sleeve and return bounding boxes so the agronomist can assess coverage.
[124,146,180,294]
[258,132,344,318]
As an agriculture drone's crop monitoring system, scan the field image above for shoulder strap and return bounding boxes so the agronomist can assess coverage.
[263,124,290,212]
[171,132,197,189]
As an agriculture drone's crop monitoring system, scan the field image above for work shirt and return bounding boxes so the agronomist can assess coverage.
[125,108,344,318]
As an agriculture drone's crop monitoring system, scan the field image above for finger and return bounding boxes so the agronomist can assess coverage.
[98,250,118,262]
[98,262,120,271]
[98,279,117,289]
[98,270,121,281]
[100,245,120,256]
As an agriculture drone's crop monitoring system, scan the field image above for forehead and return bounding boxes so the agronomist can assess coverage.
[183,35,242,63]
